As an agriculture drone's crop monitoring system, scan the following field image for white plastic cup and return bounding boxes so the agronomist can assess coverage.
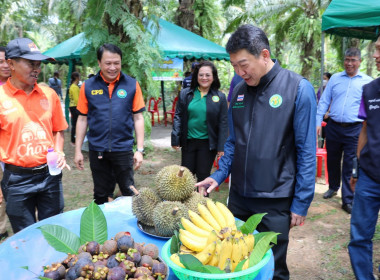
[46,148,61,175]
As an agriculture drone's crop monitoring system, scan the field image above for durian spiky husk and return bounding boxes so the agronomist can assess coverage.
[183,191,207,214]
[152,201,189,237]
[156,165,195,201]
[132,187,162,226]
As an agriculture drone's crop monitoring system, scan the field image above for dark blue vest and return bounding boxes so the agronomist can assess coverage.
[84,72,138,152]
[359,77,380,183]
[230,62,302,198]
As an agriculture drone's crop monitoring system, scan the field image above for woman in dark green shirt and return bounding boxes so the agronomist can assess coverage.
[172,61,228,190]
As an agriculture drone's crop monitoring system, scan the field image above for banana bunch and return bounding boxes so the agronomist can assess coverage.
[173,199,255,272]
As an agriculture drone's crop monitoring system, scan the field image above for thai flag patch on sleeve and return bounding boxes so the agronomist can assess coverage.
[237,94,244,102]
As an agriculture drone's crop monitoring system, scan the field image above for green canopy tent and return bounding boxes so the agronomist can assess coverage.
[43,33,91,123]
[322,0,380,40]
[319,0,380,92]
[43,18,229,122]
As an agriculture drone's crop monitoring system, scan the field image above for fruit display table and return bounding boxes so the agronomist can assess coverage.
[0,197,274,279]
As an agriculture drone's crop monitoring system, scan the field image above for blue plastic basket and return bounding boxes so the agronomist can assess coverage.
[161,238,271,280]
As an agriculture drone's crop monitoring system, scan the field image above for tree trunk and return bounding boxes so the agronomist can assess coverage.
[175,0,196,33]
[366,41,375,77]
[300,38,314,79]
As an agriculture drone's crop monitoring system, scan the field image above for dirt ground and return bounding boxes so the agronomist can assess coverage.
[1,124,379,280]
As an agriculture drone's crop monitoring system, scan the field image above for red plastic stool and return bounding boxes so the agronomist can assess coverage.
[316,147,328,185]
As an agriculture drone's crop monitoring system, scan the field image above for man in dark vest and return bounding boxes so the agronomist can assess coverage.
[74,43,145,205]
[348,34,380,280]
[196,25,316,280]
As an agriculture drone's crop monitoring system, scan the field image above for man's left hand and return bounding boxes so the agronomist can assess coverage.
[290,212,306,228]
[57,153,71,171]
[134,151,143,170]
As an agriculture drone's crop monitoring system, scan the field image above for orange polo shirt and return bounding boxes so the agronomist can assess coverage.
[77,72,145,115]
[0,80,68,167]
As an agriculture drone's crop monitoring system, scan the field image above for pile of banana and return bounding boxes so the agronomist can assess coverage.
[170,200,255,273]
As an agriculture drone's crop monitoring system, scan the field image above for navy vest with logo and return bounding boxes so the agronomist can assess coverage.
[359,77,380,183]
[230,62,302,198]
[84,72,137,152]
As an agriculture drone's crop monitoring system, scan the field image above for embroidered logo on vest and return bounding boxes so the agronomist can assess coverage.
[117,89,127,98]
[212,96,220,102]
[269,94,282,108]
[91,89,103,95]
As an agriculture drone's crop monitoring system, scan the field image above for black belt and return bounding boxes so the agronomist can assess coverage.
[4,163,48,175]
[330,119,362,128]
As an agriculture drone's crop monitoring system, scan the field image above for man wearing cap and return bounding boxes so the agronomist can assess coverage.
[0,38,68,233]
[182,62,198,89]
[0,46,11,239]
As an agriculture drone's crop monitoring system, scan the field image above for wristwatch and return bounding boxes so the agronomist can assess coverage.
[137,148,145,154]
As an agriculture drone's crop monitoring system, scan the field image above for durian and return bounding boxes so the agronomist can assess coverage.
[152,201,189,237]
[156,165,195,201]
[183,191,207,214]
[132,187,162,226]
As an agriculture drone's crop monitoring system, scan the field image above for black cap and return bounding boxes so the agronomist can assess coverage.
[6,38,54,61]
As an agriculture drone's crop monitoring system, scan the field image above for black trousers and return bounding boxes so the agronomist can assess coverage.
[69,106,79,144]
[89,150,134,204]
[181,139,217,182]
[326,121,362,205]
[228,188,292,280]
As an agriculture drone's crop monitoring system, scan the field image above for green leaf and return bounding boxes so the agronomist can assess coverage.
[234,258,248,272]
[240,213,267,234]
[38,277,52,280]
[38,225,80,254]
[249,232,280,267]
[203,265,225,274]
[254,232,278,246]
[21,266,29,270]
[80,201,108,244]
[170,235,179,255]
[178,254,204,272]
[235,219,245,230]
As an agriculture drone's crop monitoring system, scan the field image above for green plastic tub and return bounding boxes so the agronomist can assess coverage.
[161,238,271,280]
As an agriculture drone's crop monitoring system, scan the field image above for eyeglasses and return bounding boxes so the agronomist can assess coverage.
[344,58,360,63]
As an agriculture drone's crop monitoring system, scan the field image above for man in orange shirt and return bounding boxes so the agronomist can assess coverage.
[74,44,145,204]
[0,46,11,239]
[0,38,68,233]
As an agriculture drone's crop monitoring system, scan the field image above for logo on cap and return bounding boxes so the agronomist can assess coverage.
[28,43,39,52]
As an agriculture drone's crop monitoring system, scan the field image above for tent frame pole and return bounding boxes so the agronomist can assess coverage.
[320,32,325,99]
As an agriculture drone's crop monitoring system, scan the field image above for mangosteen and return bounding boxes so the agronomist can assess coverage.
[139,255,153,268]
[127,248,141,264]
[85,241,100,255]
[107,266,126,280]
[77,251,92,260]
[152,262,167,278]
[142,244,159,259]
[119,259,137,277]
[43,269,61,280]
[102,239,118,255]
[134,266,152,278]
[134,242,145,255]
[117,235,134,253]
[107,254,121,268]
[114,231,131,242]
[65,267,78,280]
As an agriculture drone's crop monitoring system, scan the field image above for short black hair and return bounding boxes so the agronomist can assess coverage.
[190,61,221,91]
[323,72,332,79]
[97,43,122,61]
[226,24,271,57]
[54,71,59,77]
[0,46,5,53]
